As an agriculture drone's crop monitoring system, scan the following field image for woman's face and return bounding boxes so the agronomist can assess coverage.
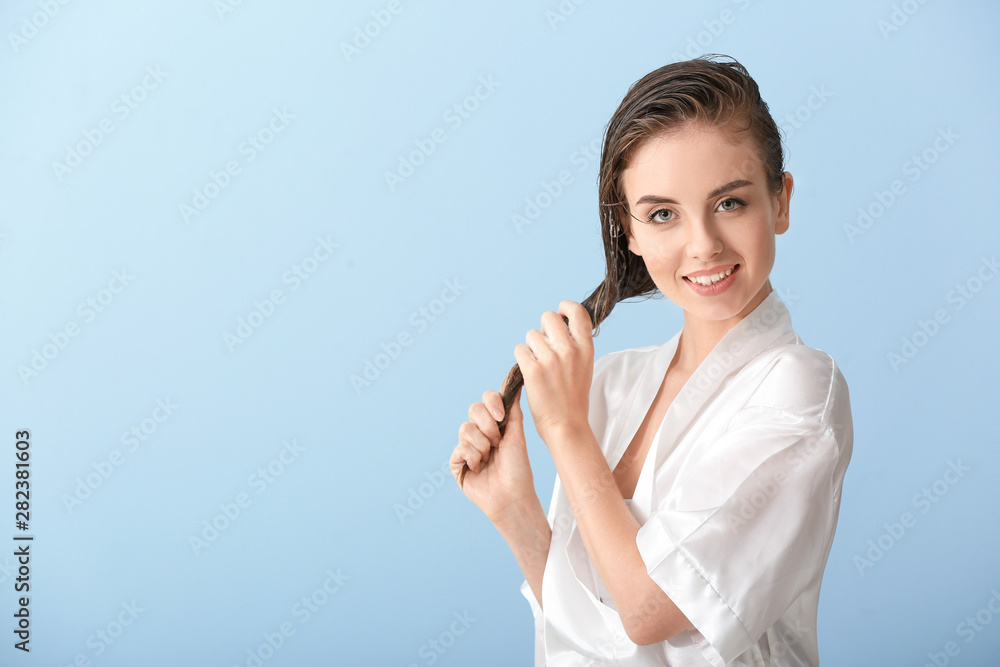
[621,122,792,323]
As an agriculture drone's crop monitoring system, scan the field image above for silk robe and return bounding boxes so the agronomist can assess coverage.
[521,290,853,666]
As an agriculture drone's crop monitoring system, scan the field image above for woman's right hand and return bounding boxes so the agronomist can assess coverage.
[450,387,537,522]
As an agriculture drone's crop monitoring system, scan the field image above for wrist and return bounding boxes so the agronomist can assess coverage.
[490,493,545,533]
[544,420,595,456]
[492,495,551,568]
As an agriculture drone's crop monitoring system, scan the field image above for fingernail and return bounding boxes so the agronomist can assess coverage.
[489,406,503,421]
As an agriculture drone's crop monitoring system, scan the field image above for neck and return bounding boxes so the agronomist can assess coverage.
[673,280,773,373]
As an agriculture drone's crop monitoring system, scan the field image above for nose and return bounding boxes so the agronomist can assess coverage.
[685,215,723,261]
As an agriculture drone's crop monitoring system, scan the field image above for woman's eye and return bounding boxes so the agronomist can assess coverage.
[646,208,675,224]
[718,197,746,212]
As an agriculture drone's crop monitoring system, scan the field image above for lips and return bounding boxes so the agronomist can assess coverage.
[684,263,739,285]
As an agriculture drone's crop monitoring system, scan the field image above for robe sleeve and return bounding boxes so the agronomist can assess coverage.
[634,404,852,666]
[519,580,545,664]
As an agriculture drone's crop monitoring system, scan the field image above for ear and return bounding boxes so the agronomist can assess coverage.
[774,172,793,236]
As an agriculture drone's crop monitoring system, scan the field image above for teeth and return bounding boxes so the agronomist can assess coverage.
[688,267,733,286]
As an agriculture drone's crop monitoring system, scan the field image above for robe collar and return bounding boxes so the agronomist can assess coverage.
[605,288,797,482]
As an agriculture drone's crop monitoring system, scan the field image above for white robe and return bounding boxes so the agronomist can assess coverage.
[520,289,853,666]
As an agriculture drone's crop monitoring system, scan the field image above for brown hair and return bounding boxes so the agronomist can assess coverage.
[459,54,786,487]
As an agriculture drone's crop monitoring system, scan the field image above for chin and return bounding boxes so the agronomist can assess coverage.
[691,303,744,321]
[674,290,748,319]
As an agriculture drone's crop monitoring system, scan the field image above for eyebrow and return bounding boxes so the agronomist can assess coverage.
[634,180,753,207]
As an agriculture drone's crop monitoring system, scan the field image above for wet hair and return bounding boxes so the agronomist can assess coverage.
[459,54,786,488]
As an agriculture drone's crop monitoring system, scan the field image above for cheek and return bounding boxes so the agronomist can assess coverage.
[748,227,776,263]
[638,238,683,276]
[732,217,775,263]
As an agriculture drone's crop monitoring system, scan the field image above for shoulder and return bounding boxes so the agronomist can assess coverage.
[722,344,854,485]
[740,343,852,428]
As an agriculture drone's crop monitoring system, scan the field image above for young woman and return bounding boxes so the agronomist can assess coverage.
[449,54,853,666]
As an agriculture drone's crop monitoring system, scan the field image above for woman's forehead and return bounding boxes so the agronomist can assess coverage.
[622,130,765,198]
[630,124,758,163]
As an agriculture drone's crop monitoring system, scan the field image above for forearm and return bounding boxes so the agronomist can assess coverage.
[547,426,645,603]
[547,424,689,644]
[493,495,551,609]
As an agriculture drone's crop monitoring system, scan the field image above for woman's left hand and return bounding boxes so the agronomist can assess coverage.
[513,300,594,446]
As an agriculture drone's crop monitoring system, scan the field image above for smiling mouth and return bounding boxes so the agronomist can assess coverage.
[684,264,739,286]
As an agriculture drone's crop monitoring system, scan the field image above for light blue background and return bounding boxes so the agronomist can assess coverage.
[1,0,998,665]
